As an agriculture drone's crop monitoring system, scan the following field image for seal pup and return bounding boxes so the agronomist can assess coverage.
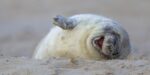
[33,14,131,60]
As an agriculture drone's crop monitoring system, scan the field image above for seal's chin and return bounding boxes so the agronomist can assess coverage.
[101,51,120,59]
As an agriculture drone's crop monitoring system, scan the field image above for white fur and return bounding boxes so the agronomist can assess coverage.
[33,14,131,60]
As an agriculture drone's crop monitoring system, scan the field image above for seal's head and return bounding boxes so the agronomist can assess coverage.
[92,26,122,59]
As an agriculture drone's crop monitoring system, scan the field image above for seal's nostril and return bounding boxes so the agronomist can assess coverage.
[107,45,112,50]
[109,49,112,53]
[112,51,119,56]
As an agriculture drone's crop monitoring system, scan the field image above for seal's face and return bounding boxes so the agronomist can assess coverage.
[92,30,121,59]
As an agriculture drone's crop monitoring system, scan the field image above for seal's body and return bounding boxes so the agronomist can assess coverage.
[33,14,131,60]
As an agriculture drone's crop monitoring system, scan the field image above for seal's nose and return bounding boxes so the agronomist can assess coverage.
[112,50,119,56]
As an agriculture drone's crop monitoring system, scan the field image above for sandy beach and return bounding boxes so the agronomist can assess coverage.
[0,0,150,75]
[0,57,150,75]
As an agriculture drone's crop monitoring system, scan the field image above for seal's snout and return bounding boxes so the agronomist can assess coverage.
[92,32,121,59]
[101,44,120,59]
[102,33,121,59]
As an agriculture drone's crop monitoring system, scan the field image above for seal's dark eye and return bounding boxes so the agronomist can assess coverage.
[94,36,105,49]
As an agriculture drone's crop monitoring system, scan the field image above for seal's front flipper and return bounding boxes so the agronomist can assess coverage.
[53,15,76,30]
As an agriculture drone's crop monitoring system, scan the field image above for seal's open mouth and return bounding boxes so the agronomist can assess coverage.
[94,36,105,49]
[93,36,112,59]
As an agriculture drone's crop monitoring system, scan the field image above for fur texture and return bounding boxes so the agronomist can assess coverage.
[33,14,131,60]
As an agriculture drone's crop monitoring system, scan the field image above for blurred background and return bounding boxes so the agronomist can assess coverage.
[0,0,149,58]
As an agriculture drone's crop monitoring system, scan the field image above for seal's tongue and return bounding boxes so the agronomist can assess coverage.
[95,36,105,49]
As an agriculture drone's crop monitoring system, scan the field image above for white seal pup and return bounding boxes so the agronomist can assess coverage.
[33,14,131,60]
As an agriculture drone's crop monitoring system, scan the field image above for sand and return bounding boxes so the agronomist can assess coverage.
[0,57,150,75]
[0,0,150,75]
